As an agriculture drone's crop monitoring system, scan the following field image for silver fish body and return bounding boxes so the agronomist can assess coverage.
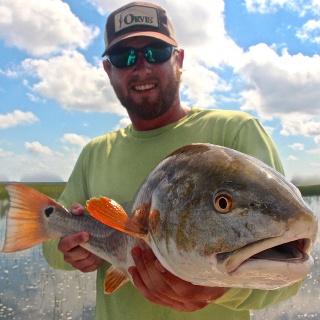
[2,143,318,293]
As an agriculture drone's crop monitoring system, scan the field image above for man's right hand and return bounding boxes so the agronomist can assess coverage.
[57,203,102,272]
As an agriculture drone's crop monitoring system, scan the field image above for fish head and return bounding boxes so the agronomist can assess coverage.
[133,144,318,289]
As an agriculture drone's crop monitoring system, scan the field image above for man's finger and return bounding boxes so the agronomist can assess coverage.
[58,232,89,252]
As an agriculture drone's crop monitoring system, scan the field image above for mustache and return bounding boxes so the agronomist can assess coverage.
[128,76,159,86]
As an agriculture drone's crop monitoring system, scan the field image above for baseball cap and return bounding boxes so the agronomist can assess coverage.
[102,2,178,57]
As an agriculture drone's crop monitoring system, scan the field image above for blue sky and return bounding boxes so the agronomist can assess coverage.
[0,0,319,184]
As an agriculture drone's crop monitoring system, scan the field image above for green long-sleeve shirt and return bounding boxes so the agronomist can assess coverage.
[43,107,300,320]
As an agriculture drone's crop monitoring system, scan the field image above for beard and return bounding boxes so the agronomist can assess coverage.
[111,65,182,120]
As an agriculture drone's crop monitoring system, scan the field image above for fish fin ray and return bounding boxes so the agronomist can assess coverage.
[104,266,129,294]
[2,184,61,253]
[86,197,147,238]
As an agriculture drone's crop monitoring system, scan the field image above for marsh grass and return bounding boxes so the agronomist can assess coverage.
[0,182,319,200]
[0,182,66,201]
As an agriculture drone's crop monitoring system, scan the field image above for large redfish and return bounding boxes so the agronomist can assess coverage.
[1,144,318,294]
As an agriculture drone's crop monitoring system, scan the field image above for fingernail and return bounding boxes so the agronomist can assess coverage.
[81,233,90,242]
[155,259,166,273]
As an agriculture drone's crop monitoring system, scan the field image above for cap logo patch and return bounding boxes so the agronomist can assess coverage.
[114,5,159,33]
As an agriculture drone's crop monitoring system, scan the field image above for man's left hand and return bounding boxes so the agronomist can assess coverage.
[128,240,228,312]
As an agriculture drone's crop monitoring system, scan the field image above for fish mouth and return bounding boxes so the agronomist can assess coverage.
[223,237,312,274]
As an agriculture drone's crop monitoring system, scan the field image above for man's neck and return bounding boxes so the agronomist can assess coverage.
[129,105,190,131]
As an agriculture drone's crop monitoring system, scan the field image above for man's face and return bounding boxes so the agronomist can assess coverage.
[104,37,184,120]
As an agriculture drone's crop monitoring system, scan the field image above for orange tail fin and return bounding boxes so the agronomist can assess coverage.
[2,183,64,253]
[86,197,147,238]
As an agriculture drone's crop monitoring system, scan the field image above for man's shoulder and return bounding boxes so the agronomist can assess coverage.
[85,128,127,148]
[191,107,255,124]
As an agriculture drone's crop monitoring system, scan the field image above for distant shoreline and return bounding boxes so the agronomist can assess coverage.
[0,182,320,200]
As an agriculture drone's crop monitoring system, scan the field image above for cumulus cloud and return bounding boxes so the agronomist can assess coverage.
[288,155,299,161]
[0,0,99,56]
[280,118,320,137]
[61,133,91,147]
[0,110,38,129]
[244,0,319,15]
[115,118,131,130]
[182,65,222,108]
[25,141,53,156]
[21,50,125,114]
[297,19,320,44]
[290,143,304,151]
[0,148,13,158]
[236,44,320,122]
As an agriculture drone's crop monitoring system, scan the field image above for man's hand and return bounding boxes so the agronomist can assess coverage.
[57,203,102,272]
[128,240,228,312]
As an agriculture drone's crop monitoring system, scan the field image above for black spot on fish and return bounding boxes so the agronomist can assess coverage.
[45,207,54,218]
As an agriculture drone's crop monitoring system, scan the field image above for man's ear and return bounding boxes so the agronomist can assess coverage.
[177,49,184,69]
[102,59,112,75]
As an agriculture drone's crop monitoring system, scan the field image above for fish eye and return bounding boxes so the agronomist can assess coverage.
[214,193,233,214]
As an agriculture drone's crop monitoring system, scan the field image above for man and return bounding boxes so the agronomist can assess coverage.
[43,2,300,319]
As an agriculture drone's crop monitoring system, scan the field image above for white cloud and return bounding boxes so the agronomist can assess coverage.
[0,110,38,129]
[308,148,320,155]
[244,0,319,15]
[115,118,131,130]
[61,133,91,148]
[281,118,320,137]
[288,155,299,161]
[236,44,320,121]
[314,136,320,144]
[21,50,126,114]
[0,148,13,158]
[181,65,222,108]
[297,19,320,44]
[25,141,53,156]
[0,0,99,56]
[290,143,304,151]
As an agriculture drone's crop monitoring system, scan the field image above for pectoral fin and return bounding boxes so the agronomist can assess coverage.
[104,266,130,294]
[86,197,147,238]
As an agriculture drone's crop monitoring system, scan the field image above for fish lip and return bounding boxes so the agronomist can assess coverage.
[219,216,318,275]
[222,236,314,275]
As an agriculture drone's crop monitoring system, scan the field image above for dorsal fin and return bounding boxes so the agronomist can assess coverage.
[86,196,147,238]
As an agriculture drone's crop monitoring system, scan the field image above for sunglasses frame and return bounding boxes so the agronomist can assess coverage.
[106,43,176,69]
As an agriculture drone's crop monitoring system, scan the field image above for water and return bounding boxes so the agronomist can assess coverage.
[0,198,96,319]
[0,197,319,320]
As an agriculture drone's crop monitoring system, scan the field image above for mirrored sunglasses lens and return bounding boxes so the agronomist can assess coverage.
[109,48,137,68]
[145,46,173,63]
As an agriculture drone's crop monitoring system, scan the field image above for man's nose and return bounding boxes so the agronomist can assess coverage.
[133,53,152,73]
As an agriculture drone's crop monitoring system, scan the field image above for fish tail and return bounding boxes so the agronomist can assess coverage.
[86,197,147,238]
[1,183,63,253]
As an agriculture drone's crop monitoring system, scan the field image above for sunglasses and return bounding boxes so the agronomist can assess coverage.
[107,43,176,69]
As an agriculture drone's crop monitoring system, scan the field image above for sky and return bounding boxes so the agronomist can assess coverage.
[0,0,320,185]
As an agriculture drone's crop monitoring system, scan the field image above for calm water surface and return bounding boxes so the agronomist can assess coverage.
[0,197,319,319]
